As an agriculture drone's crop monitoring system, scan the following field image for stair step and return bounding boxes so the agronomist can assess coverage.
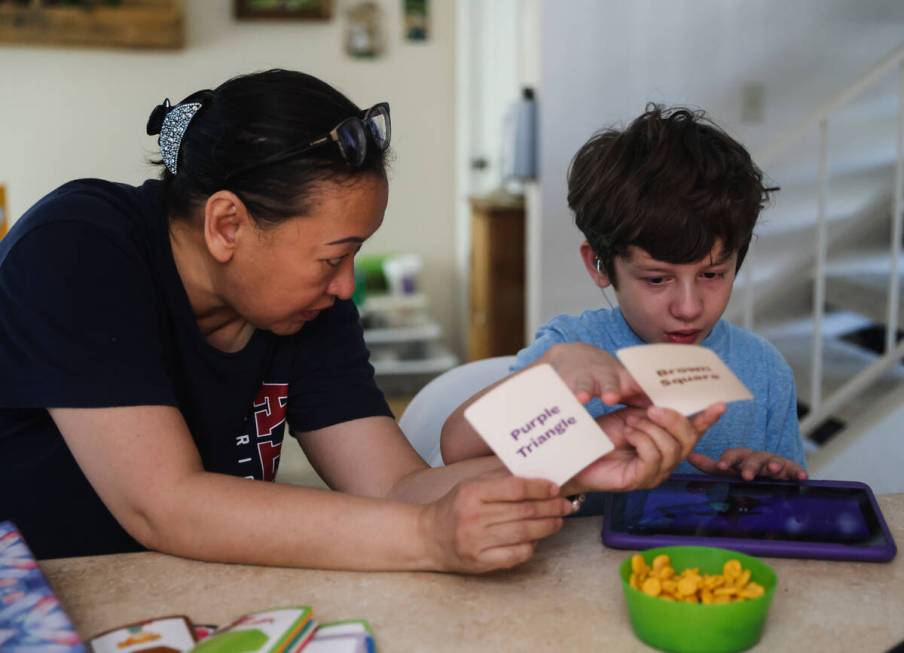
[756,165,893,237]
[824,251,904,325]
[757,310,874,340]
[765,331,904,429]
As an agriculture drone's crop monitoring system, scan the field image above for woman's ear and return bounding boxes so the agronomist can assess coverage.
[579,241,612,288]
[203,191,252,263]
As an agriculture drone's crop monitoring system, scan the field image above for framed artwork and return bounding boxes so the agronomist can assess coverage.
[403,0,428,41]
[234,0,332,20]
[345,0,382,59]
[0,0,184,49]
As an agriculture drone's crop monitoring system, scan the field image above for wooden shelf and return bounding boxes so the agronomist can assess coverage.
[371,350,458,376]
[364,322,442,345]
[468,195,526,360]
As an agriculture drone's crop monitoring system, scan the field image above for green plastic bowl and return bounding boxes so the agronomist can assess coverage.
[619,546,777,653]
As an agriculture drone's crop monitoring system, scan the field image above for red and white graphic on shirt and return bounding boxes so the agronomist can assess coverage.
[253,383,289,481]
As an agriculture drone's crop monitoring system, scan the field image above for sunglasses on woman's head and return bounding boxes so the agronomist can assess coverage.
[315,102,390,167]
[225,102,390,179]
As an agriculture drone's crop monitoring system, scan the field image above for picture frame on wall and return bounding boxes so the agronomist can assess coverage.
[234,0,333,20]
[0,0,184,50]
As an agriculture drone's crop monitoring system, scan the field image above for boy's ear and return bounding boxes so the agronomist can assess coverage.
[203,191,253,264]
[580,241,612,288]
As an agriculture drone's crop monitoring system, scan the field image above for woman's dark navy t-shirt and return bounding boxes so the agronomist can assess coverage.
[0,179,391,559]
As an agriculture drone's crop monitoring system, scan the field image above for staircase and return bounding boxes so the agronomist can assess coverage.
[727,43,904,493]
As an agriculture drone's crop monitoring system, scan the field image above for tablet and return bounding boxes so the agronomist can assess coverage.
[601,475,897,562]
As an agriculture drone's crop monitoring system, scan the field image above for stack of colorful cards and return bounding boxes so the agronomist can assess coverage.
[87,611,380,653]
[0,520,87,652]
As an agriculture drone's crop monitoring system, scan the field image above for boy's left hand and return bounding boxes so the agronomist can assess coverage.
[568,403,725,493]
[688,448,808,481]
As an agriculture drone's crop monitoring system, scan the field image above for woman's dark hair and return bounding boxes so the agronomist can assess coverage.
[146,69,388,225]
[567,104,774,286]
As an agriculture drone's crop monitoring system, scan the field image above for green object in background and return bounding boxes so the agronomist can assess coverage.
[352,266,367,306]
[355,254,391,295]
[619,546,777,653]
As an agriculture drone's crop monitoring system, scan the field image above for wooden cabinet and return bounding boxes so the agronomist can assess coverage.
[468,194,525,361]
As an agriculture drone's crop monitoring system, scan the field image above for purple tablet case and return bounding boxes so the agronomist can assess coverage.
[601,475,897,562]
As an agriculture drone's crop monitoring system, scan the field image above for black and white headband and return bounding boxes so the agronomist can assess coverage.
[146,96,206,175]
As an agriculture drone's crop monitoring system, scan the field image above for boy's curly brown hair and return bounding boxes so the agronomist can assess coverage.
[567,104,775,287]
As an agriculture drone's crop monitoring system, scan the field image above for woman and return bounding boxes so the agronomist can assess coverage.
[0,69,717,572]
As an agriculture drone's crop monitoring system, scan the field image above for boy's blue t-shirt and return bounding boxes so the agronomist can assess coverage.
[513,308,806,474]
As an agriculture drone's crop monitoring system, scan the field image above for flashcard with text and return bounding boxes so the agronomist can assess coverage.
[616,344,752,416]
[463,364,615,486]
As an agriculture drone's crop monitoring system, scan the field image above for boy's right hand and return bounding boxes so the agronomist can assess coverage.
[418,470,574,573]
[540,343,650,408]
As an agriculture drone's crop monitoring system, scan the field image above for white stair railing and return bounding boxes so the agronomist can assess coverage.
[745,43,904,438]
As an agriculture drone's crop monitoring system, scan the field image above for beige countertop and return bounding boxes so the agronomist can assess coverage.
[42,494,904,652]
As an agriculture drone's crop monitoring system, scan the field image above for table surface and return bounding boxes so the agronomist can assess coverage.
[41,494,904,652]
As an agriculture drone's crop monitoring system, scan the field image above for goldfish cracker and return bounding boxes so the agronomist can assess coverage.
[642,577,662,597]
[631,554,648,575]
[739,582,765,599]
[723,559,742,580]
[677,577,699,597]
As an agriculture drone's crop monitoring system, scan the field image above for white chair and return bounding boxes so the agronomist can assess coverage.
[399,356,516,467]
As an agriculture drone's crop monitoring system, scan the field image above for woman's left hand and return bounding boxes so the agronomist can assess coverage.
[568,403,725,493]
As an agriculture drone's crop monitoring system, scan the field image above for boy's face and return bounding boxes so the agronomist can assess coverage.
[582,241,737,345]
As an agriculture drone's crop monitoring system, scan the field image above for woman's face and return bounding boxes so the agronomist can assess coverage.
[223,175,388,335]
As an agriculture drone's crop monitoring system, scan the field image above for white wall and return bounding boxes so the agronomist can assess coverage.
[0,0,459,351]
[530,0,904,333]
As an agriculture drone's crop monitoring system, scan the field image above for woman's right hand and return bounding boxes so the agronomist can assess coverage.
[540,343,650,407]
[418,471,574,573]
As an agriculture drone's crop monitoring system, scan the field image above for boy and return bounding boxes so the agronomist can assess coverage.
[442,104,806,481]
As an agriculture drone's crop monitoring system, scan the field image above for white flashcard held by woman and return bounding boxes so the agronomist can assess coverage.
[463,364,615,485]
[616,344,753,416]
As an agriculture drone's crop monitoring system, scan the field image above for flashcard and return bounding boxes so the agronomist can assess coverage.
[189,607,315,653]
[463,363,615,485]
[305,621,375,653]
[616,344,752,416]
[89,615,196,653]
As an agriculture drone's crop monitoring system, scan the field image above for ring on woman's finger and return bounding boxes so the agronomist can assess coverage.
[568,493,586,513]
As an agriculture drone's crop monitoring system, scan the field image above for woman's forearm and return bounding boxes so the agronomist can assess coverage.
[142,471,437,571]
